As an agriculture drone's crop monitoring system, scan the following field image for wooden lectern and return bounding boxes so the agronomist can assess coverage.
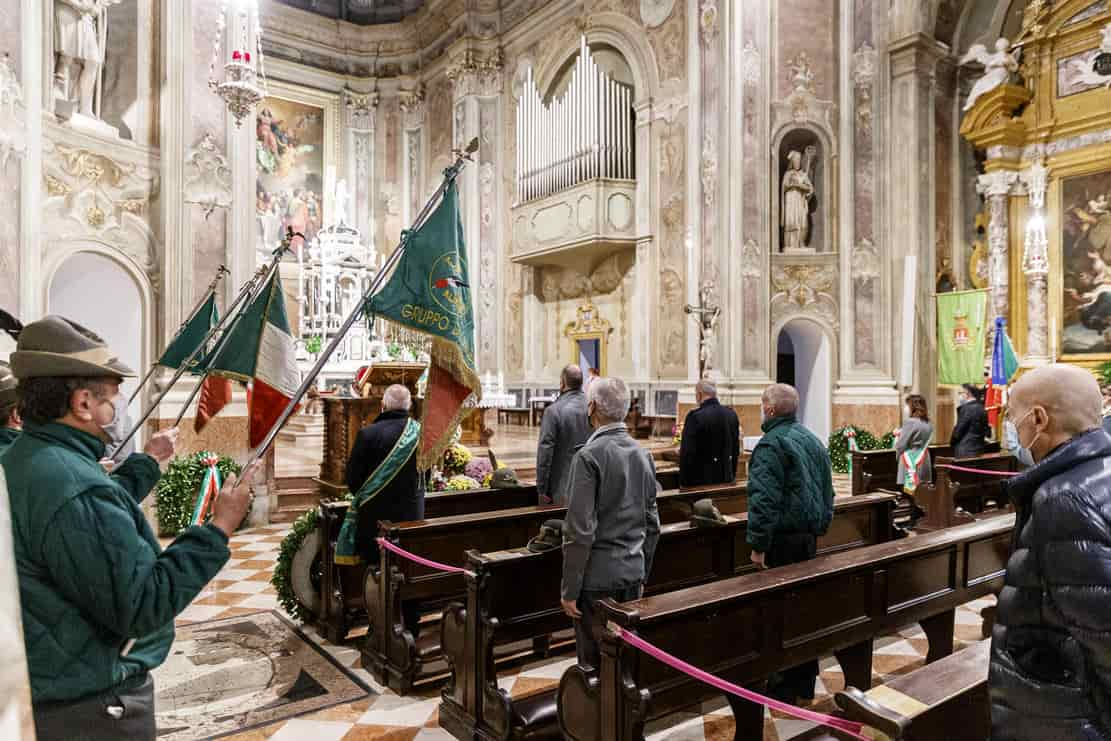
[316,362,426,500]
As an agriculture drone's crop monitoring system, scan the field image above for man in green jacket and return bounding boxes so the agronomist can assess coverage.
[0,360,20,456]
[747,383,835,704]
[4,316,254,741]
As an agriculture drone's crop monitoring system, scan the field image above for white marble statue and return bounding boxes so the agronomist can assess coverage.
[54,0,120,121]
[960,39,1019,111]
[782,150,815,251]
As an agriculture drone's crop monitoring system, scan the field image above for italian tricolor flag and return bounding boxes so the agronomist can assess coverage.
[205,270,300,448]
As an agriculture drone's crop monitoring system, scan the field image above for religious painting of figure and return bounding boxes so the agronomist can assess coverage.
[256,96,326,258]
[1061,169,1111,356]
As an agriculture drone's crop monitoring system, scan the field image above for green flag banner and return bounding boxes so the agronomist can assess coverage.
[367,181,481,469]
[159,292,218,371]
[937,289,989,386]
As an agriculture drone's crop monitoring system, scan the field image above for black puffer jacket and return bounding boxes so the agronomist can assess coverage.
[990,428,1111,740]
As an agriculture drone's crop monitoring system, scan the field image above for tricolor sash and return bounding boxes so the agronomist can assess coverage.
[190,453,222,526]
[335,418,421,565]
[844,429,858,476]
[901,447,928,494]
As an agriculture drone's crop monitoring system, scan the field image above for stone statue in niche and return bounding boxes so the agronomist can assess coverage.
[959,39,1018,111]
[53,0,121,133]
[685,280,720,377]
[334,179,350,226]
[781,147,816,252]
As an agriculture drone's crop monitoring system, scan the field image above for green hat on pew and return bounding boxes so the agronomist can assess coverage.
[690,498,726,528]
[0,361,17,406]
[10,315,135,380]
[490,467,520,489]
[527,519,563,553]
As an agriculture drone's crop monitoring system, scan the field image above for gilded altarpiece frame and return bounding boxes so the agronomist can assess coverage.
[565,304,613,377]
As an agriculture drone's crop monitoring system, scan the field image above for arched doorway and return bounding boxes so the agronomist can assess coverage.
[48,252,146,421]
[775,318,832,442]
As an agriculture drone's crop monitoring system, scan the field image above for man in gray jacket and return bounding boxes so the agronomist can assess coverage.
[536,365,591,504]
[561,376,661,669]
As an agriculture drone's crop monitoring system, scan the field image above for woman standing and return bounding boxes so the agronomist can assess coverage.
[951,383,990,458]
[896,394,933,492]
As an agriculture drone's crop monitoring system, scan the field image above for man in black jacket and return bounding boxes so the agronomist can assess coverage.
[991,364,1111,740]
[345,384,424,563]
[952,383,991,458]
[679,379,741,488]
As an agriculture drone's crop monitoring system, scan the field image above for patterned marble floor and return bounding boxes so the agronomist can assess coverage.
[178,524,994,741]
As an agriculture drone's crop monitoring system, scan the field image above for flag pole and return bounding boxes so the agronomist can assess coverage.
[243,138,479,471]
[127,266,230,406]
[115,235,299,453]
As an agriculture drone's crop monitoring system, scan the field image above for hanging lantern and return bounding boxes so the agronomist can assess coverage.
[208,0,267,127]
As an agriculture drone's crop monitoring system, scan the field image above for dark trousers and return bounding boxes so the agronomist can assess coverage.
[33,674,155,741]
[574,583,642,671]
[766,533,820,701]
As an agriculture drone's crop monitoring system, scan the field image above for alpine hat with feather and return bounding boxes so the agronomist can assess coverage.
[10,316,135,380]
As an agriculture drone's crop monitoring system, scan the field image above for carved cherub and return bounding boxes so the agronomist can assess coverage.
[960,39,1019,111]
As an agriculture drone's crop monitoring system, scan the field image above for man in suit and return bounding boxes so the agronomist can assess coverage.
[345,384,424,635]
[679,379,741,488]
[536,365,591,505]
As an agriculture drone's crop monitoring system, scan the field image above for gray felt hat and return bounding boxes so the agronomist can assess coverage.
[10,316,135,380]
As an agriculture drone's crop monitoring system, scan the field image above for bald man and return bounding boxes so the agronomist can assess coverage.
[991,364,1111,740]
[536,365,591,505]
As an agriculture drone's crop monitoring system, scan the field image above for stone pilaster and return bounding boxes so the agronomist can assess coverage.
[344,90,378,244]
[18,0,42,319]
[447,47,503,373]
[161,0,191,336]
[887,32,946,402]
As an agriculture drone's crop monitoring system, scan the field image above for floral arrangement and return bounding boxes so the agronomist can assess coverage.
[446,475,480,491]
[154,452,244,537]
[429,468,448,491]
[827,425,891,474]
[672,423,683,447]
[273,492,352,624]
[464,458,493,483]
[443,443,473,475]
[482,472,494,488]
[304,335,323,355]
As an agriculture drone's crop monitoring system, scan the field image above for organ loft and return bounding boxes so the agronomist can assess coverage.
[0,0,1110,739]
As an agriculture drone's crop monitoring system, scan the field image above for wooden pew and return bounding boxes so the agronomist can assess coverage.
[557,514,1013,741]
[829,639,991,741]
[309,469,690,643]
[311,484,540,643]
[915,453,1016,531]
[438,493,897,741]
[364,483,751,692]
[850,442,1000,496]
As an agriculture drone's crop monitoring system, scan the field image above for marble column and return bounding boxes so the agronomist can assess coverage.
[887,32,946,401]
[632,100,655,382]
[976,169,1019,340]
[448,50,504,374]
[1020,160,1050,364]
[18,0,42,320]
[161,0,191,337]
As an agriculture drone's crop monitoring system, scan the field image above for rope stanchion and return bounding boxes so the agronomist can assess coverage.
[615,627,870,740]
[376,537,475,577]
[935,464,1019,477]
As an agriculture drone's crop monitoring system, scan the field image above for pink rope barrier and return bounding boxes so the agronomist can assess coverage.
[936,464,1019,477]
[617,627,869,740]
[377,537,470,575]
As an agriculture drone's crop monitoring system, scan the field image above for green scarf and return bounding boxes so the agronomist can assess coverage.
[335,418,421,565]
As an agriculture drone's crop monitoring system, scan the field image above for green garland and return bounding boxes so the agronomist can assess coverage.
[154,452,242,537]
[272,492,353,624]
[828,425,894,474]
[273,507,321,624]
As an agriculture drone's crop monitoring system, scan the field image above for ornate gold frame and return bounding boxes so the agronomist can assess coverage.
[565,303,613,376]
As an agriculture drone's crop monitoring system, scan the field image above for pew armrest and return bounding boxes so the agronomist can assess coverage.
[834,687,913,739]
[558,665,601,741]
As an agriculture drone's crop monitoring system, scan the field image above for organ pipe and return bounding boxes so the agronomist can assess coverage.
[515,35,634,204]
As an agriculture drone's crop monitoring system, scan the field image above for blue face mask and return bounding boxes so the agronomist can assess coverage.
[1005,413,1038,467]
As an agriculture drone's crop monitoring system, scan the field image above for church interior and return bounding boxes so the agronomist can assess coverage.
[1,0,1111,738]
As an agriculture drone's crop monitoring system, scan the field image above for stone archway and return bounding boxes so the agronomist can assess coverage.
[775,317,833,442]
